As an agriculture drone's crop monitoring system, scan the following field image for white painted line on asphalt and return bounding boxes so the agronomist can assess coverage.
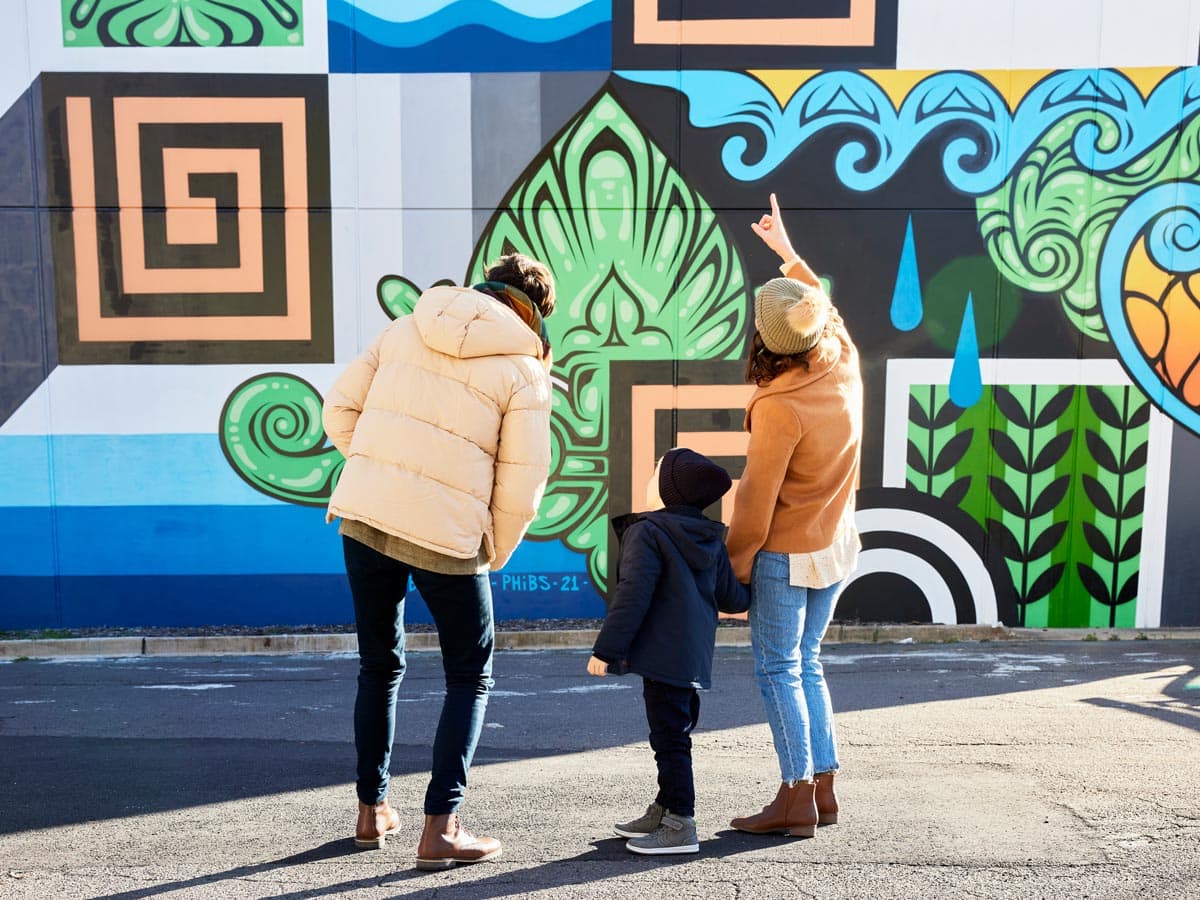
[550,684,632,694]
[134,684,236,691]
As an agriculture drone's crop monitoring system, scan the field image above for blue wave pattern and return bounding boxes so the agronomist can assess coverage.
[617,68,1200,194]
[329,0,610,71]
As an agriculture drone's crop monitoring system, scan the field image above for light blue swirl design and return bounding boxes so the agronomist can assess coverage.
[329,0,608,46]
[617,68,1200,194]
[1099,182,1200,434]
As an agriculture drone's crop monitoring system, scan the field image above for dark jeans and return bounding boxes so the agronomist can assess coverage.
[642,678,700,818]
[343,536,495,815]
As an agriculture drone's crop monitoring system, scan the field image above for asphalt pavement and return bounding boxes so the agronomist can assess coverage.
[1,641,1198,899]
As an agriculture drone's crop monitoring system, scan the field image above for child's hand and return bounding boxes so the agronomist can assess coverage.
[587,655,608,677]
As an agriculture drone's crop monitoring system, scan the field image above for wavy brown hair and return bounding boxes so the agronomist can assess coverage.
[745,331,805,385]
[744,318,838,386]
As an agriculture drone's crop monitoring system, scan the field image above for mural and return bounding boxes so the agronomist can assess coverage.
[60,0,304,47]
[1,0,1199,630]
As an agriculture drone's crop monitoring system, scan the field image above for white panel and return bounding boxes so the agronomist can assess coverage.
[401,74,472,209]
[1099,0,1195,66]
[353,75,404,209]
[29,0,330,74]
[0,366,343,436]
[355,207,408,348]
[0,2,32,117]
[1009,0,1102,69]
[898,0,1200,69]
[330,207,364,364]
[401,208,475,288]
[896,0,1015,69]
[328,75,359,209]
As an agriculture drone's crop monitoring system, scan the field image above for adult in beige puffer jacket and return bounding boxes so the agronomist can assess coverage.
[322,253,554,869]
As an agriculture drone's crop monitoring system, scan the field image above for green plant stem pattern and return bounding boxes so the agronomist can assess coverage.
[908,383,1148,627]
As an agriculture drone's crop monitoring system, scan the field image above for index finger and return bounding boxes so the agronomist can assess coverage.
[769,192,781,217]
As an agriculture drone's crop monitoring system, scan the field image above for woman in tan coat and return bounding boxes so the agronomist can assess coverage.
[322,254,555,869]
[726,195,864,838]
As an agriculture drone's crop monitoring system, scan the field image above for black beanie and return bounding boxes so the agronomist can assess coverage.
[658,448,732,510]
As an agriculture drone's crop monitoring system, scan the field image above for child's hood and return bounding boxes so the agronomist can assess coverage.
[613,507,728,571]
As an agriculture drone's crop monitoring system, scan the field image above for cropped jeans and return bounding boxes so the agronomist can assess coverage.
[749,550,842,784]
[343,536,495,815]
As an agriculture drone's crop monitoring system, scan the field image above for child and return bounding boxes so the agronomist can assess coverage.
[586,447,750,855]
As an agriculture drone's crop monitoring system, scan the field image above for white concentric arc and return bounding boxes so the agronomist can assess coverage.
[851,506,999,626]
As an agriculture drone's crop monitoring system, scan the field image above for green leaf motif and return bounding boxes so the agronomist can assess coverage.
[377,276,454,321]
[219,373,342,507]
[62,0,303,47]
[978,109,1200,341]
[468,89,749,591]
[1077,562,1113,606]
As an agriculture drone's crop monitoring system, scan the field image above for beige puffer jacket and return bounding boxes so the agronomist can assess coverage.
[323,284,553,569]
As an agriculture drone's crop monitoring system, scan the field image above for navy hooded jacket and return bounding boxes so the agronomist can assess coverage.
[592,506,750,689]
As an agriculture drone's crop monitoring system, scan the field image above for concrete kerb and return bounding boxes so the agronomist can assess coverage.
[1,625,1199,660]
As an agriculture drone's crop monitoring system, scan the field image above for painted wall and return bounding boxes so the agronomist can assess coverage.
[3,0,1200,630]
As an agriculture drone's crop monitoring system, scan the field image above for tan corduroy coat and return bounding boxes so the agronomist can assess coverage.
[323,285,553,570]
[726,306,863,584]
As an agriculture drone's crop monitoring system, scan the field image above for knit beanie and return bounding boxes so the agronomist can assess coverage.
[658,448,732,510]
[754,277,830,355]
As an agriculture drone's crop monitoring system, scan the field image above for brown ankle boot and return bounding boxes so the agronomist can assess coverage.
[815,771,839,825]
[730,781,818,837]
[415,813,502,870]
[355,800,400,850]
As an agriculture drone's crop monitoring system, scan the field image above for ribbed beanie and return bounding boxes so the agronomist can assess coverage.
[754,277,830,355]
[658,448,733,510]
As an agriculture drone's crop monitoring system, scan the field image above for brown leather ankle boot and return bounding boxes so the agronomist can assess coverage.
[415,813,503,870]
[354,799,400,850]
[815,771,839,825]
[730,781,818,837]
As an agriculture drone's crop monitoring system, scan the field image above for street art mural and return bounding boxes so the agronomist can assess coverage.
[1,0,1199,630]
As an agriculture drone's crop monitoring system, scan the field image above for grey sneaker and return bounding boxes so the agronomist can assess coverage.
[625,812,699,855]
[614,801,665,838]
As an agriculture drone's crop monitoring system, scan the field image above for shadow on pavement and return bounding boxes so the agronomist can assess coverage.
[3,643,1195,837]
[1081,666,1200,733]
[0,737,545,836]
[88,834,773,900]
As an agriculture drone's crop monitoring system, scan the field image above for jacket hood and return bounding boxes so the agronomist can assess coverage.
[613,507,728,571]
[414,284,543,360]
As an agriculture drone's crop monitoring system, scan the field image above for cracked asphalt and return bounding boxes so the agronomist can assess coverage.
[0,641,1198,899]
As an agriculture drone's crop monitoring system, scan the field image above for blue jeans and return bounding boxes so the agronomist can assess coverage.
[749,551,842,783]
[343,536,495,815]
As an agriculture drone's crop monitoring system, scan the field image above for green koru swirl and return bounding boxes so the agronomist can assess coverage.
[62,0,302,47]
[978,110,1200,341]
[220,374,342,507]
[468,89,749,591]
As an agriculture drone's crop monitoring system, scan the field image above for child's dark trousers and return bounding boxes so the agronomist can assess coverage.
[642,677,700,818]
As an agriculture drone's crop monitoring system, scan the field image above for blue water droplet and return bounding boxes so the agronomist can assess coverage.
[949,293,982,408]
[890,216,923,331]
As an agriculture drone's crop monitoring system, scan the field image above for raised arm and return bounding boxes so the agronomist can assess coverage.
[752,192,821,289]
